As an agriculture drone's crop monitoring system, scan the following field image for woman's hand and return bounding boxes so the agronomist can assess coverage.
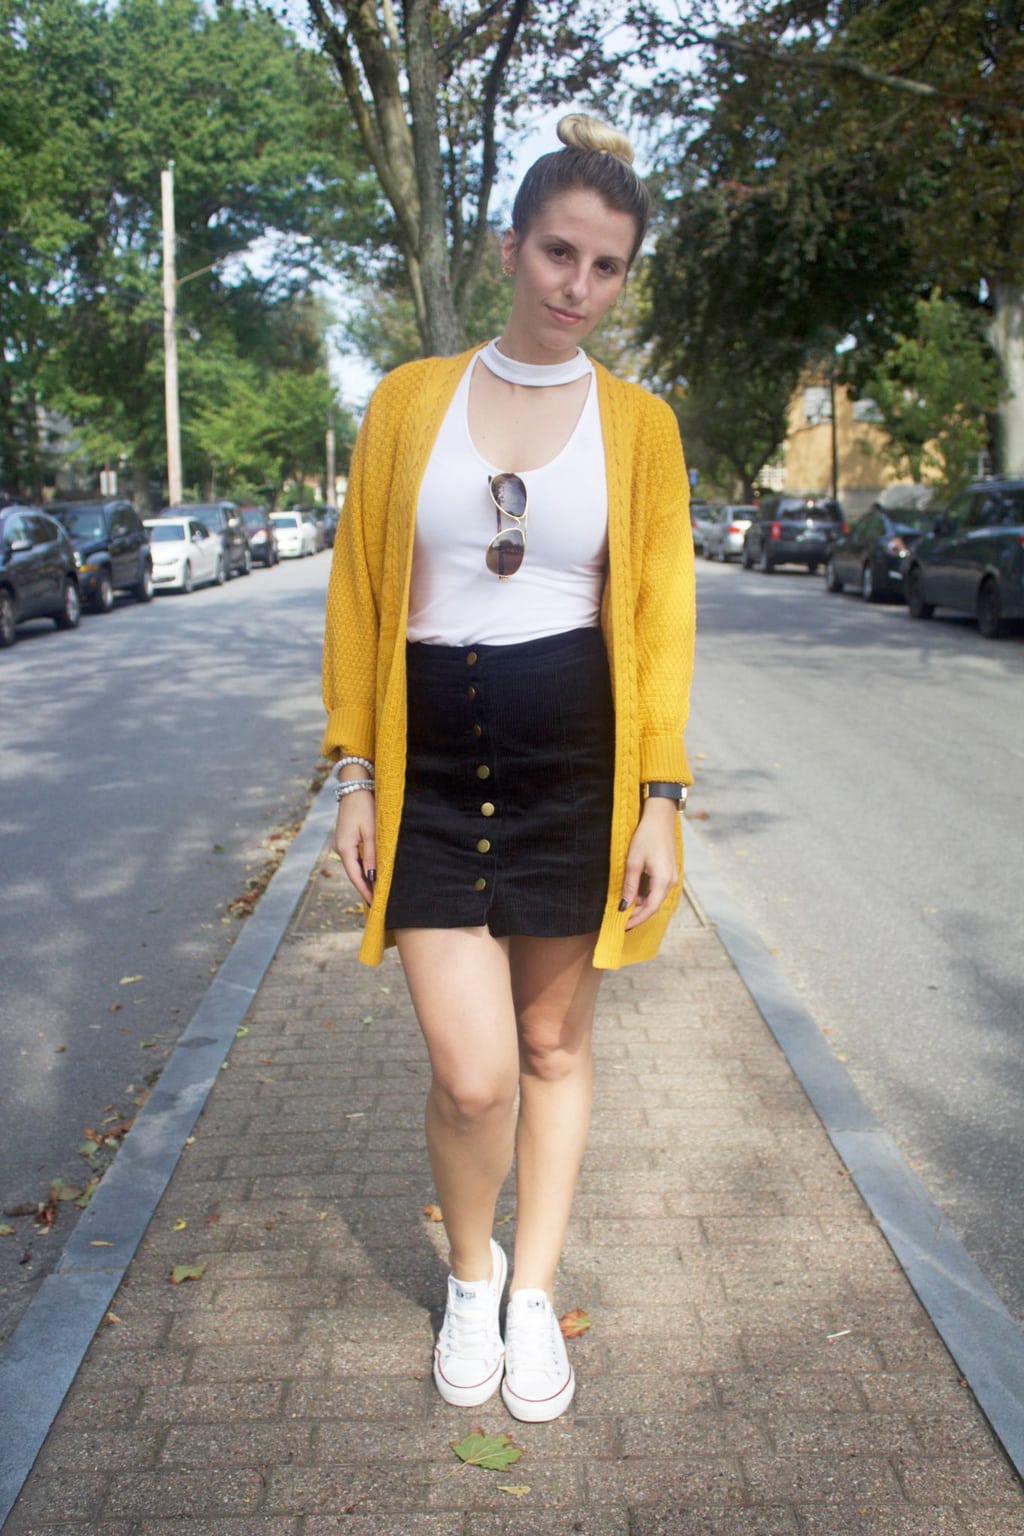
[619,797,679,930]
[331,789,377,905]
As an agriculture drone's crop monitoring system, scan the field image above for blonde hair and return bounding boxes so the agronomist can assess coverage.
[510,113,650,265]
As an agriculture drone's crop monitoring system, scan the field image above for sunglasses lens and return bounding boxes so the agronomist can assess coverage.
[490,473,527,518]
[486,527,525,578]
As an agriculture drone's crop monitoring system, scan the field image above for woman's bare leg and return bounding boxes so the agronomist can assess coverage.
[508,933,603,1297]
[395,927,520,1282]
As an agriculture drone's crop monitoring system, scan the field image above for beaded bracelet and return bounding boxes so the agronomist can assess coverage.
[334,779,375,801]
[336,754,375,778]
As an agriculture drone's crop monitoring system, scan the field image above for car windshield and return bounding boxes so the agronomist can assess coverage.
[273,515,298,528]
[147,523,186,543]
[241,510,263,526]
[889,509,932,531]
[55,511,105,539]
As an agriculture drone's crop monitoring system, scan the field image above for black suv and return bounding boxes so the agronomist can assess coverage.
[0,504,81,646]
[160,502,251,578]
[904,477,1024,639]
[49,498,153,611]
[742,494,844,573]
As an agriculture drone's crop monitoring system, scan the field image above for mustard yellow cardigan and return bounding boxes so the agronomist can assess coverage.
[322,346,695,969]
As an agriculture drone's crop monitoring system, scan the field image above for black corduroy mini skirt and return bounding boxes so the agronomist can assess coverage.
[385,626,614,937]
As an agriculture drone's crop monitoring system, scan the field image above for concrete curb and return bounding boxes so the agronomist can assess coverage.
[0,781,339,1529]
[683,817,1024,1479]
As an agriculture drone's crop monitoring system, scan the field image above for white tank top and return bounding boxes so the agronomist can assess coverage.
[405,353,609,646]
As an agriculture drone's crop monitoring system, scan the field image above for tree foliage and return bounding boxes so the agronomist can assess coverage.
[632,0,1024,476]
[1,0,371,500]
[861,292,1004,490]
[308,0,623,355]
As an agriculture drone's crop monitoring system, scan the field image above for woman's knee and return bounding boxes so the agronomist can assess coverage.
[429,1069,517,1129]
[518,1018,592,1083]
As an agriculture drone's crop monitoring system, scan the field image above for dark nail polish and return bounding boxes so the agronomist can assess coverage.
[366,869,377,884]
[618,898,629,912]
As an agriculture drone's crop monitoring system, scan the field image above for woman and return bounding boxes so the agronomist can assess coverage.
[323,113,695,1424]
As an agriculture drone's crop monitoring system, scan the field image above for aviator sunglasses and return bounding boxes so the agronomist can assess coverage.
[486,472,528,579]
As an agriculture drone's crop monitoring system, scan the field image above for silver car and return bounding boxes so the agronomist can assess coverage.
[703,504,760,562]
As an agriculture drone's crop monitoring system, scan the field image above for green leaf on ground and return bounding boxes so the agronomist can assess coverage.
[0,1224,15,1237]
[451,1431,524,1472]
[170,1263,207,1285]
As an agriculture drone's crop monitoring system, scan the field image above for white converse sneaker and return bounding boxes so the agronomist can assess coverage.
[433,1238,508,1407]
[500,1288,575,1422]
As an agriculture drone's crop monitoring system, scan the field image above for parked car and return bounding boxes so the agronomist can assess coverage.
[158,501,251,577]
[690,500,723,554]
[703,504,760,562]
[49,498,153,610]
[0,504,81,646]
[903,477,1024,639]
[742,494,844,573]
[145,516,225,592]
[239,505,279,567]
[824,504,932,602]
[270,510,318,558]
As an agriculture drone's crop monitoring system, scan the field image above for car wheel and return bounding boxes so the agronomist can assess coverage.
[182,561,194,594]
[135,562,154,603]
[740,543,753,569]
[976,578,1005,639]
[825,557,843,592]
[861,561,882,603]
[55,577,81,630]
[214,555,225,586]
[807,562,819,575]
[93,569,115,613]
[758,545,774,574]
[906,565,933,619]
[0,588,17,647]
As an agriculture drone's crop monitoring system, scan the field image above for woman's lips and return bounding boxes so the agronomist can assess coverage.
[546,304,584,324]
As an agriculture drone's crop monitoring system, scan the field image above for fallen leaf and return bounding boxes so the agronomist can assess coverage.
[90,1241,113,1248]
[172,1218,188,1232]
[498,1484,531,1496]
[451,1431,524,1472]
[235,1026,250,1038]
[0,1224,14,1237]
[107,1003,123,1013]
[423,1202,444,1223]
[559,1308,592,1339]
[119,975,143,985]
[170,1263,207,1285]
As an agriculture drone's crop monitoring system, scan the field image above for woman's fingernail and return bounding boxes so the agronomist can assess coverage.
[366,869,377,884]
[618,898,629,912]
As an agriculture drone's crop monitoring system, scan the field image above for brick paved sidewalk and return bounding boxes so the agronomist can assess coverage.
[5,853,1023,1535]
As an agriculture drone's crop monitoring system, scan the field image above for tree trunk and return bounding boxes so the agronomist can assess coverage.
[988,282,1024,475]
[404,0,461,354]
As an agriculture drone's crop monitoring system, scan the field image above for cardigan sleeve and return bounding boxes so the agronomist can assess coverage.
[321,385,387,762]
[633,395,696,785]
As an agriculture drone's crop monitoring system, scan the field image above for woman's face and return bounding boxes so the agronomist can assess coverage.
[501,188,635,363]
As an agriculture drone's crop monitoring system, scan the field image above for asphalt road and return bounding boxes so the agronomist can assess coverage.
[0,550,332,1343]
[688,555,1024,1325]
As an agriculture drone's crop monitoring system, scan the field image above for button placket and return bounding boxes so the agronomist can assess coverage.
[467,647,496,894]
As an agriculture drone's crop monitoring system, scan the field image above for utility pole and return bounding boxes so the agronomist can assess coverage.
[161,162,183,506]
[325,423,336,506]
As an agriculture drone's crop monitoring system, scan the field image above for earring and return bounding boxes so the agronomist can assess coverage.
[502,263,515,277]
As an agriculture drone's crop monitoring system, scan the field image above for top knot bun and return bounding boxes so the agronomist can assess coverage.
[557,113,635,166]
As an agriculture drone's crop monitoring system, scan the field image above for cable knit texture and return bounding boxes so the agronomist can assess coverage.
[323,345,695,969]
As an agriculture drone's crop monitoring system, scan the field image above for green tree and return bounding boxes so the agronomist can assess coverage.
[1,0,373,500]
[630,0,1024,469]
[308,0,623,355]
[862,293,1004,491]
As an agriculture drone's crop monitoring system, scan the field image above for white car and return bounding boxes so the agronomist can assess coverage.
[270,511,318,558]
[145,516,225,592]
[703,504,760,562]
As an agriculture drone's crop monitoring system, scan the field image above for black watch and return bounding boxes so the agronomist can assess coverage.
[641,781,688,810]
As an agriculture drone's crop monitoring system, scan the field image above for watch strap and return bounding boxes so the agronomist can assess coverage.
[642,781,688,809]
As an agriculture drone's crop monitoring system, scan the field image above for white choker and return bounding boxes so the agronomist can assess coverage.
[480,338,591,387]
